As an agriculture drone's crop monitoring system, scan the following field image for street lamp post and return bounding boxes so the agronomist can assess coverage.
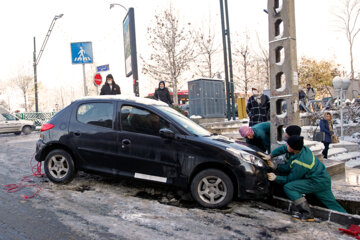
[110,3,140,97]
[33,14,63,112]
[110,3,128,11]
[333,76,351,139]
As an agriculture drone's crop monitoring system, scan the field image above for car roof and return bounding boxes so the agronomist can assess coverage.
[75,95,168,107]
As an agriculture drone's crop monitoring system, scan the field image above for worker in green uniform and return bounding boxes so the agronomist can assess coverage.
[239,122,270,153]
[266,135,346,222]
[260,125,302,170]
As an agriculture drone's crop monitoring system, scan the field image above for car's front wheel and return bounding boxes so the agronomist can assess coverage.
[191,169,234,208]
[44,149,76,184]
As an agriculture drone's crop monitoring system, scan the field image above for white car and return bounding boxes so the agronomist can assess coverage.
[0,113,35,135]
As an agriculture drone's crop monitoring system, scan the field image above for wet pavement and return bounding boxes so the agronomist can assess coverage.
[0,133,356,240]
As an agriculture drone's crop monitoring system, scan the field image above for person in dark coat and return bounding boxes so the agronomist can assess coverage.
[298,87,306,112]
[246,88,270,126]
[320,112,334,159]
[154,81,173,105]
[100,74,121,95]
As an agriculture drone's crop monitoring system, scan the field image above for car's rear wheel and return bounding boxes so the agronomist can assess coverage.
[44,149,76,184]
[191,168,234,208]
[22,126,32,135]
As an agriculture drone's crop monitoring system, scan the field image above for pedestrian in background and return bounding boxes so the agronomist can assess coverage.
[306,83,316,111]
[246,88,270,126]
[298,87,306,112]
[320,112,335,159]
[239,122,270,153]
[100,74,121,95]
[154,81,173,105]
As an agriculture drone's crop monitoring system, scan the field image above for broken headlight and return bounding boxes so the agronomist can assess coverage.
[226,148,264,167]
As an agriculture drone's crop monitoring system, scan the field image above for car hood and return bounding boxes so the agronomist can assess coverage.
[195,134,264,156]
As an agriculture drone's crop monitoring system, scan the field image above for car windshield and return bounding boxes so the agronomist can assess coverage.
[157,106,211,136]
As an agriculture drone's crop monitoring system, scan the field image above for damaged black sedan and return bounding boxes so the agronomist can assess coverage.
[35,96,270,208]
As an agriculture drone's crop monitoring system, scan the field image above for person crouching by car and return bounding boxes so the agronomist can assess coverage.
[320,112,334,159]
[266,135,346,222]
[154,81,173,106]
[100,74,121,95]
[260,125,302,170]
[239,122,270,153]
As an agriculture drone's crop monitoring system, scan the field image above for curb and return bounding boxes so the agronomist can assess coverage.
[271,196,360,226]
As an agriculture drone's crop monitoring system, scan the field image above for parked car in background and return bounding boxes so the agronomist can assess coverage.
[35,96,270,208]
[0,112,35,135]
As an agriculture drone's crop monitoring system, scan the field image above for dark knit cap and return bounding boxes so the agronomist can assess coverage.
[106,74,113,80]
[287,135,304,151]
[285,125,302,136]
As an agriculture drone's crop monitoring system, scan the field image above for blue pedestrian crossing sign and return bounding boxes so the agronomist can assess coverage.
[71,42,93,64]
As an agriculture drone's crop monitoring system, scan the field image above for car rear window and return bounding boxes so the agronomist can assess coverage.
[77,103,114,129]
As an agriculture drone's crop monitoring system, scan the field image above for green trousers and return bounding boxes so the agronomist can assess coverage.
[283,179,346,213]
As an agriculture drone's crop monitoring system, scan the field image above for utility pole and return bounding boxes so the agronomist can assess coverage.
[267,0,299,151]
[33,14,63,112]
[219,0,236,120]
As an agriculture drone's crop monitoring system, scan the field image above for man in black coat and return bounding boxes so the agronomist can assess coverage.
[246,88,270,126]
[100,74,121,95]
[154,81,173,105]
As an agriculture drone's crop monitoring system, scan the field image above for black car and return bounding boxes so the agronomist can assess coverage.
[35,96,270,208]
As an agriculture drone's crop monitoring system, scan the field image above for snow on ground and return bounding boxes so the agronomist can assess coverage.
[346,157,360,168]
[0,133,356,240]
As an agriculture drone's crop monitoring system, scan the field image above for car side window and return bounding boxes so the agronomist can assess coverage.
[120,105,171,136]
[77,103,114,129]
[2,113,16,121]
[0,114,5,121]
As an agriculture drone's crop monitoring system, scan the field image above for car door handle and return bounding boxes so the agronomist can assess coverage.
[74,131,81,136]
[121,139,131,148]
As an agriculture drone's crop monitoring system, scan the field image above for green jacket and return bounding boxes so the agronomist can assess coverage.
[271,145,293,173]
[275,146,330,185]
[246,122,270,153]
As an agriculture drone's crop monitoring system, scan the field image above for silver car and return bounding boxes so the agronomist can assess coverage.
[0,113,35,135]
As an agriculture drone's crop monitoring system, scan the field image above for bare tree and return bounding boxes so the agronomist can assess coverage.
[194,26,221,78]
[234,34,254,98]
[334,0,360,80]
[141,7,195,104]
[256,34,270,89]
[12,74,33,112]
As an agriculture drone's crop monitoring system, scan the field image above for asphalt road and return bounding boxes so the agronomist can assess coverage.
[0,133,354,240]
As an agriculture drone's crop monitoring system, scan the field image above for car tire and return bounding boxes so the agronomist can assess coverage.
[14,131,21,135]
[22,126,32,135]
[44,149,76,184]
[190,168,234,208]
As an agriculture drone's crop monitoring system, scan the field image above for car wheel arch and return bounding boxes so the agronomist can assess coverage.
[188,162,238,197]
[39,143,77,168]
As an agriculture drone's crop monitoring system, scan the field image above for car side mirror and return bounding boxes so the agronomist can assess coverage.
[16,118,19,121]
[159,128,175,139]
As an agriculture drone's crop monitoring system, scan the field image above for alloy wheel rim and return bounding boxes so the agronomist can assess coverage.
[197,175,227,205]
[48,154,69,179]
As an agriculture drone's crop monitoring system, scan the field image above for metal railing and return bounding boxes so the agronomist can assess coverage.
[15,112,56,126]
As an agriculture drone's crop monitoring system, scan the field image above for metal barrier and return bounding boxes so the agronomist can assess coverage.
[15,112,56,126]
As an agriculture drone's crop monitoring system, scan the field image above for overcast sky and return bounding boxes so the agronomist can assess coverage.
[0,0,353,100]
